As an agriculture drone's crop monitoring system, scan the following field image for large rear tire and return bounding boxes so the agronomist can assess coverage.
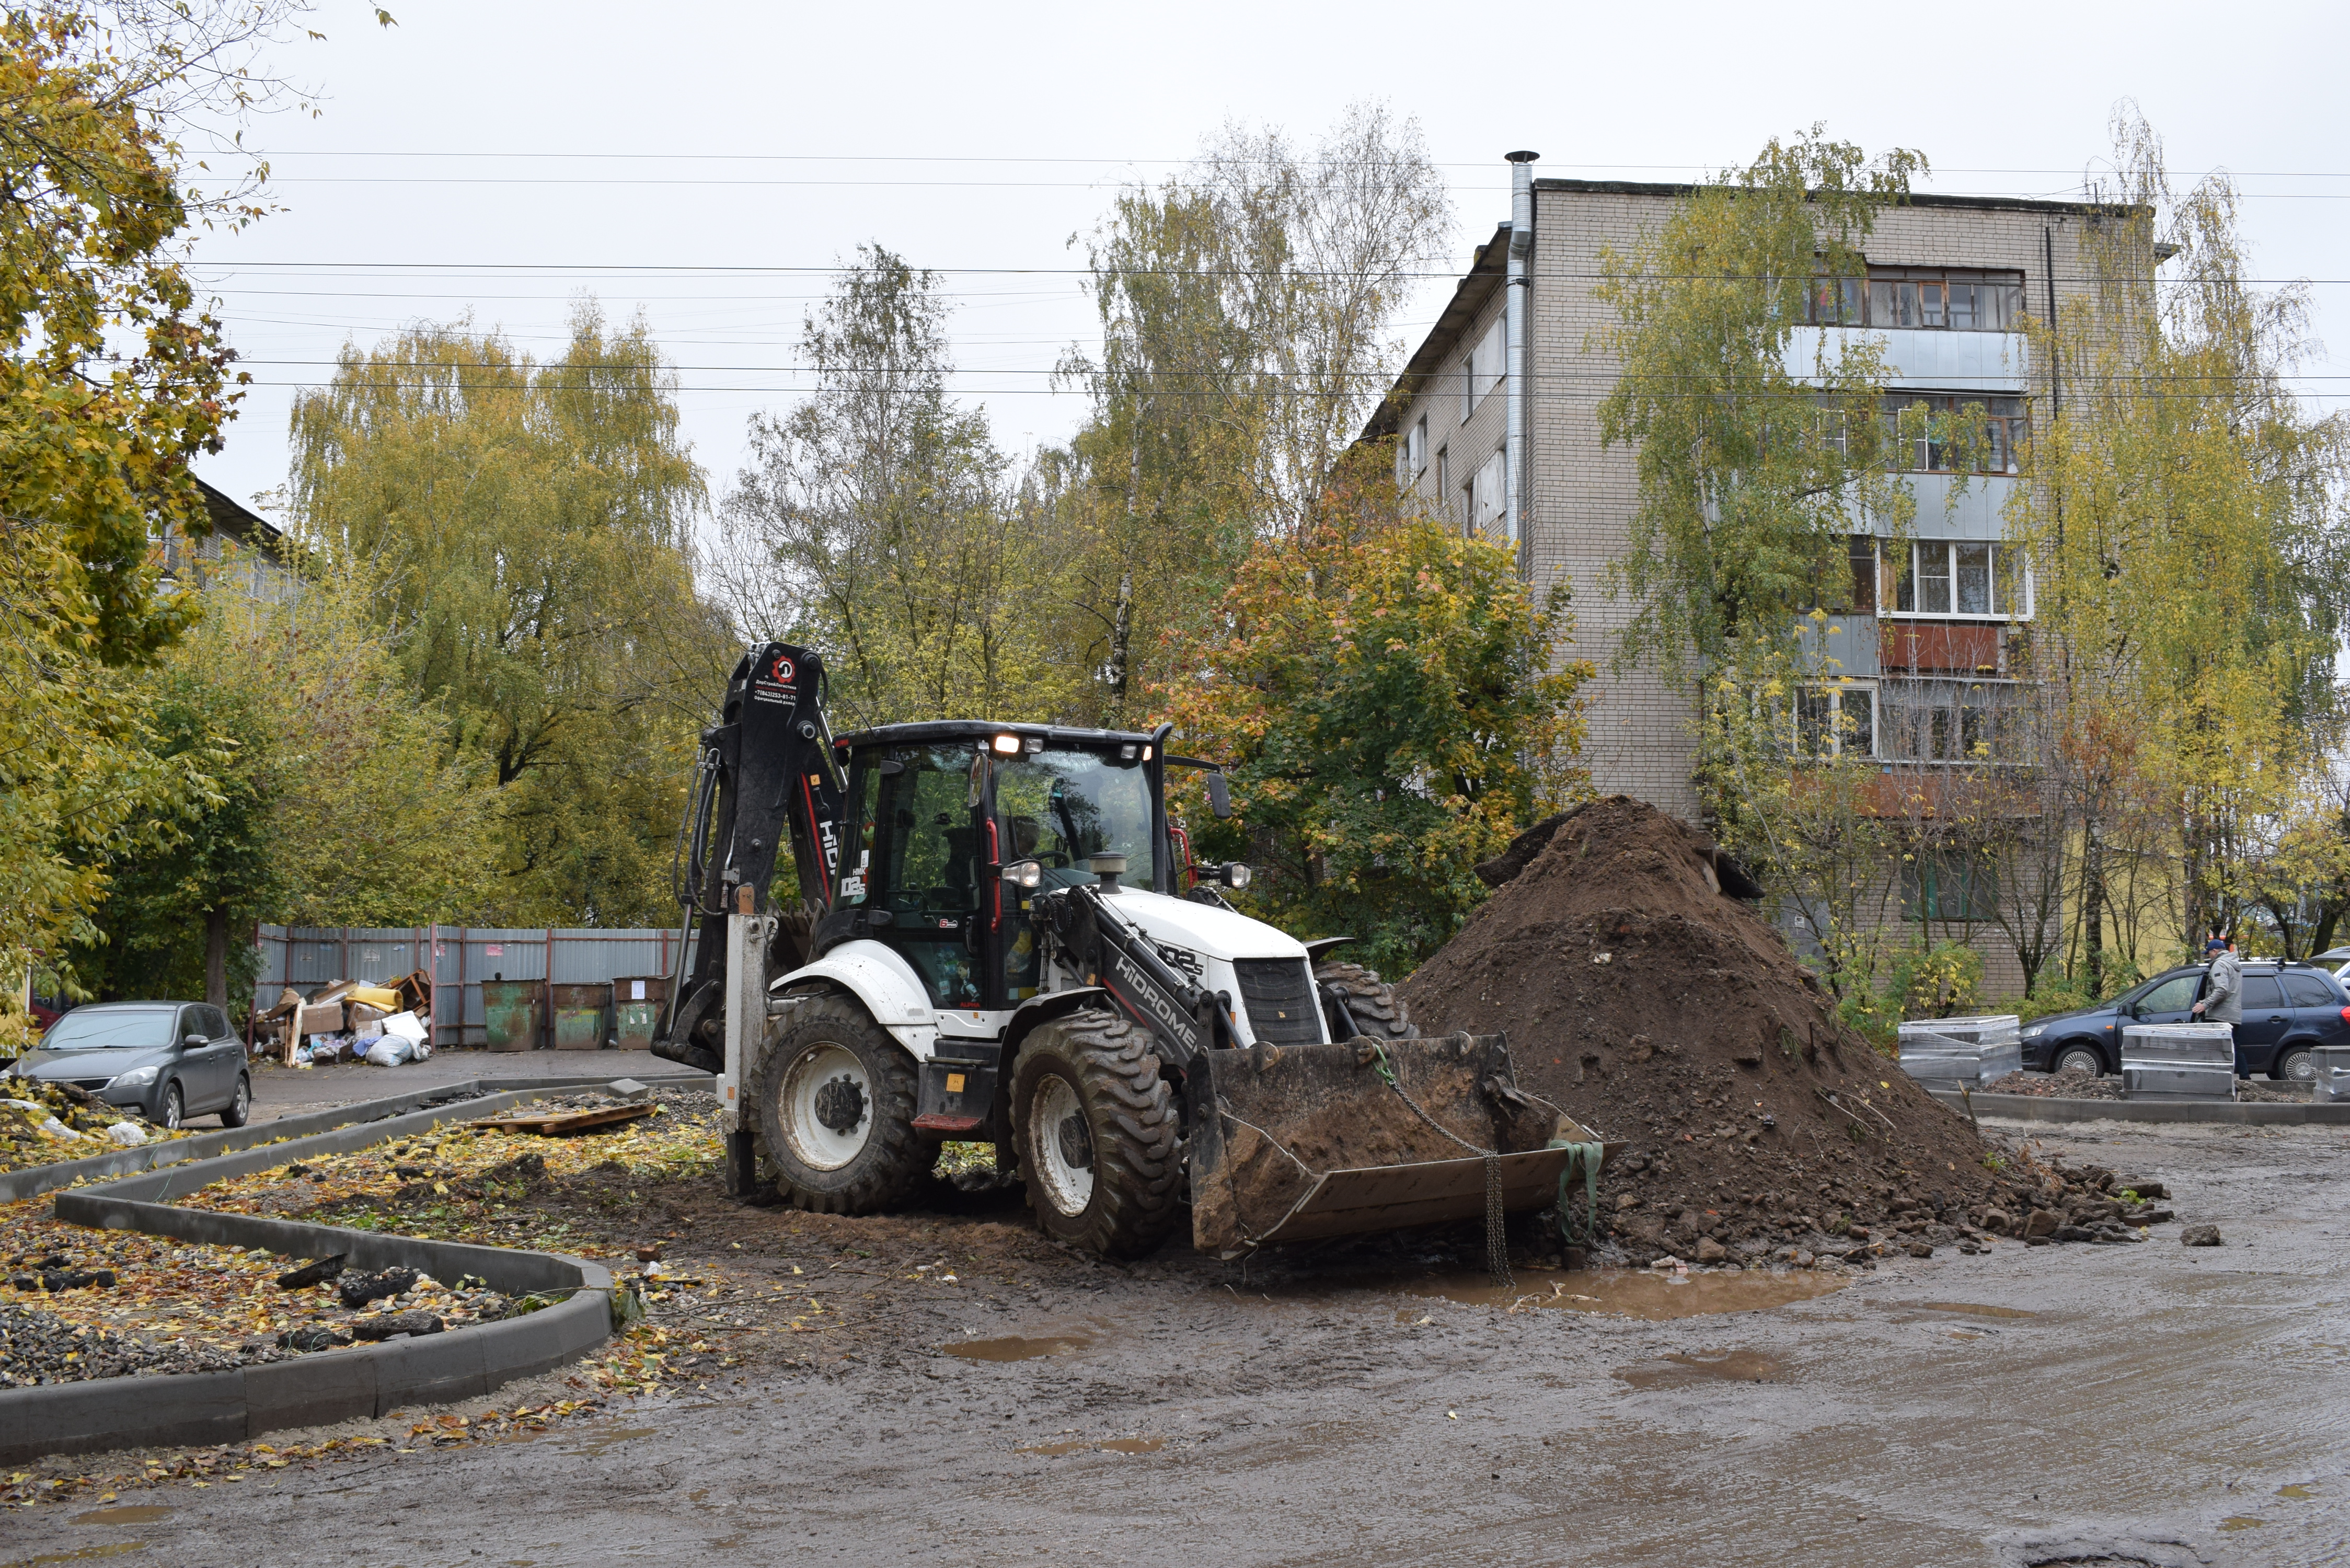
[748,993,926,1216]
[1010,1009,1181,1259]
[1316,960,1415,1041]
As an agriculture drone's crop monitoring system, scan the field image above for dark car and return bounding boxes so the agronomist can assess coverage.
[2020,962,2350,1083]
[6,1001,251,1129]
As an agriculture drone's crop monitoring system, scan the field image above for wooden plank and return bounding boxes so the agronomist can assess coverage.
[466,1103,654,1136]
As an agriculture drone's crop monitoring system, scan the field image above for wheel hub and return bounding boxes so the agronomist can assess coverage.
[1056,1111,1093,1170]
[780,1043,874,1171]
[814,1075,868,1133]
[1029,1074,1095,1218]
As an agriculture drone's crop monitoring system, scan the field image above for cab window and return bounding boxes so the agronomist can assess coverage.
[840,744,985,1007]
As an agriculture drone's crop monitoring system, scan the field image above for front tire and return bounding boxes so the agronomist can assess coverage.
[159,1082,185,1131]
[2053,1044,2104,1077]
[221,1074,251,1128]
[747,993,925,1216]
[1010,1009,1180,1259]
[1316,960,1415,1041]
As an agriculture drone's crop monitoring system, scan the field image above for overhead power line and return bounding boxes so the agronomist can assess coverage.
[188,262,2350,284]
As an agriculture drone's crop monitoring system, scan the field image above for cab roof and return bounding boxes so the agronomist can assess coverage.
[834,720,1164,751]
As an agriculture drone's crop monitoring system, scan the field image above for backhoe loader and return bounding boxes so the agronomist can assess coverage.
[652,643,1584,1260]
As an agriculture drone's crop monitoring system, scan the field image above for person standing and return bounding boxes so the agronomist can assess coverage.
[2193,933,2243,1029]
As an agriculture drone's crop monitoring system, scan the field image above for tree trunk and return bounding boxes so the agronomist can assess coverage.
[204,909,229,1009]
[2082,825,2105,997]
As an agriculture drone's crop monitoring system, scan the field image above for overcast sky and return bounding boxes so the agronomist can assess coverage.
[189,0,2350,518]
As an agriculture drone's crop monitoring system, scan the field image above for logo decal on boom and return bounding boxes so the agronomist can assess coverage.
[1111,951,1200,1053]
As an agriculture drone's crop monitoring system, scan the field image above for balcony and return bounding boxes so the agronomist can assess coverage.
[1882,622,2002,675]
[1784,327,2031,395]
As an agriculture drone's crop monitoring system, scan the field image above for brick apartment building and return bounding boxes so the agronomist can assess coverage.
[1365,157,2101,988]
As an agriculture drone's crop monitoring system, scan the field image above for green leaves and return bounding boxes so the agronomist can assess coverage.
[1596,129,1923,677]
[286,306,723,925]
[1158,464,1594,975]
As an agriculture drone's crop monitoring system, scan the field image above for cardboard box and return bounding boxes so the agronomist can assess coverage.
[295,1002,346,1036]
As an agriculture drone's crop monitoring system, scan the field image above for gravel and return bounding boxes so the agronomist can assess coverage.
[0,1302,287,1388]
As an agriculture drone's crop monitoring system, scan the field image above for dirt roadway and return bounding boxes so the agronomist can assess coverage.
[10,1116,2350,1568]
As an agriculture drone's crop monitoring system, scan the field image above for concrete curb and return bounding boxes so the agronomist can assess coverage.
[0,1071,708,1204]
[0,1074,694,1465]
[1930,1089,2350,1126]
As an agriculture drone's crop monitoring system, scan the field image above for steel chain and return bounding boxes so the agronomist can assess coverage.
[1372,1046,1513,1287]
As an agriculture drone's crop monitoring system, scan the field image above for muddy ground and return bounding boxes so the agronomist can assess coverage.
[4,1114,2347,1566]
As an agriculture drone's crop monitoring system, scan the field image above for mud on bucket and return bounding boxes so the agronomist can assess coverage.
[1186,1032,1578,1258]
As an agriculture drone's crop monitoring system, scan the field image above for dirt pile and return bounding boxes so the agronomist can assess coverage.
[1400,796,2023,1266]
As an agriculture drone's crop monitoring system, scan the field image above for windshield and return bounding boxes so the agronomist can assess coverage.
[40,1007,177,1051]
[994,746,1156,892]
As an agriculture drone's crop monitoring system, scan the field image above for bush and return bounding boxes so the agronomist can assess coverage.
[1891,940,1983,1020]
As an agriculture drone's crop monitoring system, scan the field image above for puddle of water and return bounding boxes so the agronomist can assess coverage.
[1017,1436,1165,1456]
[2278,1484,2314,1500]
[1404,1269,1847,1322]
[2219,1516,2266,1531]
[1911,1301,2037,1319]
[558,1425,660,1458]
[1614,1350,1782,1389]
[944,1334,1091,1363]
[70,1507,173,1527]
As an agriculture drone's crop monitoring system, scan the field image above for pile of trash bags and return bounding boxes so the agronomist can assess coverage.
[258,973,435,1068]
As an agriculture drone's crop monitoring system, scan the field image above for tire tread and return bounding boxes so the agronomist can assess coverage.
[1012,1009,1181,1259]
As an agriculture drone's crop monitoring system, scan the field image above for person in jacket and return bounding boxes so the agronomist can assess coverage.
[2193,933,2243,1025]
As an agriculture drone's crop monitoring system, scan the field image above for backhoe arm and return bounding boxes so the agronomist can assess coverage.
[653,643,846,1075]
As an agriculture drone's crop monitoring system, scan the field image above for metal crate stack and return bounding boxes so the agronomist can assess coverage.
[2119,1022,2238,1100]
[1896,1014,2022,1090]
[2312,1044,2350,1105]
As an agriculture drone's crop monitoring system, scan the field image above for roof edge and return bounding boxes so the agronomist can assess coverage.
[1532,176,2144,218]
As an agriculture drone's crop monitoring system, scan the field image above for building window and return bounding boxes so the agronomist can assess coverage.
[1797,683,1875,758]
[1463,315,1505,420]
[1892,541,2029,619]
[1806,267,2026,332]
[1467,449,1506,535]
[1902,849,2000,921]
[1884,394,2027,474]
[1879,678,2031,764]
[1399,416,1427,484]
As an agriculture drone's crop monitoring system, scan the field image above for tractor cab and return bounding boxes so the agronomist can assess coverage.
[825,722,1172,1013]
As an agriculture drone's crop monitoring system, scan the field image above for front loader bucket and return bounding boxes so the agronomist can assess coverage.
[1187,1032,1585,1258]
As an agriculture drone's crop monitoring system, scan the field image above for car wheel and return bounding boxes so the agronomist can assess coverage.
[2053,1044,2104,1077]
[159,1081,184,1131]
[220,1074,251,1127]
[2272,1045,2316,1084]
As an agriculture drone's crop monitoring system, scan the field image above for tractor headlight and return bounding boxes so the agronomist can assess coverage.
[1221,862,1252,891]
[1000,858,1043,891]
[107,1064,160,1089]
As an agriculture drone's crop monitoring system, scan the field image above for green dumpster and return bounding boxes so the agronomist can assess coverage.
[481,979,545,1054]
[550,982,612,1051]
[612,975,670,1051]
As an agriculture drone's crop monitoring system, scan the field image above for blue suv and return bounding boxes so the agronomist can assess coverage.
[2019,962,2350,1083]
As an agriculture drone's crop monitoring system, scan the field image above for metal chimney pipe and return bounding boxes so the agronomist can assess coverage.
[1504,151,1538,556]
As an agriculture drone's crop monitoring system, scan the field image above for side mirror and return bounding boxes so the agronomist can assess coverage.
[1205,773,1232,820]
[1000,859,1042,891]
[182,1032,207,1050]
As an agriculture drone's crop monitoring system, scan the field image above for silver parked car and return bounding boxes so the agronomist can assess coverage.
[8,1001,251,1129]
